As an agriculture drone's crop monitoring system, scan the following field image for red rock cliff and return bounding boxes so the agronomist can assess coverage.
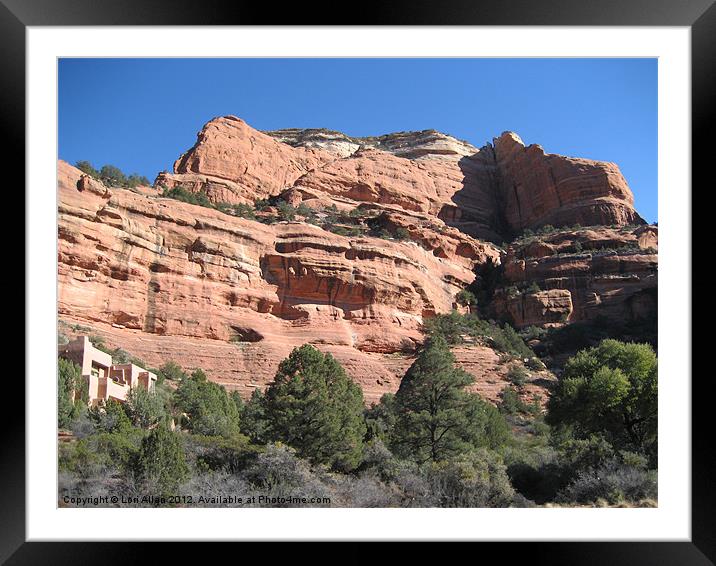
[58,116,655,402]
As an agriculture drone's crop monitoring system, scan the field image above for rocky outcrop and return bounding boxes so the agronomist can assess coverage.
[492,226,657,328]
[493,132,644,234]
[501,290,574,328]
[155,116,336,205]
[153,117,643,244]
[265,128,479,160]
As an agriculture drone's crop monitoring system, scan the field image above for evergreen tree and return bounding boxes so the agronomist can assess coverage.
[154,360,187,384]
[58,358,86,428]
[391,335,509,464]
[364,393,397,442]
[230,390,244,414]
[125,386,167,429]
[88,398,132,434]
[99,164,127,187]
[240,389,270,445]
[134,425,189,495]
[75,160,99,178]
[264,345,366,471]
[174,368,241,438]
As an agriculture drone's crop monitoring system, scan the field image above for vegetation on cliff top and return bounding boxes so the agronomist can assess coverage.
[76,160,150,189]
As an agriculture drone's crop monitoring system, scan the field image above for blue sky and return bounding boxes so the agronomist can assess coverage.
[59,58,657,222]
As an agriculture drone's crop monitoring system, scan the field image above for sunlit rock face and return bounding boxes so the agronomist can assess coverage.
[58,116,653,402]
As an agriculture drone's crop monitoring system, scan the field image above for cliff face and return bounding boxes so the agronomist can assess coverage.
[156,116,644,242]
[58,159,498,402]
[493,132,644,234]
[491,226,657,328]
[57,115,655,402]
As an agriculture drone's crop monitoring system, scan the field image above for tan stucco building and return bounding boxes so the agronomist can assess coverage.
[59,336,157,406]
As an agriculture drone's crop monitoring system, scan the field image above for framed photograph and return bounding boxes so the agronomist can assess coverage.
[8,0,710,562]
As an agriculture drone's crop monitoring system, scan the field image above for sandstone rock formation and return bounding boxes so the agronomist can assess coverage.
[58,160,497,402]
[156,116,643,242]
[494,132,644,233]
[265,127,479,160]
[155,116,335,205]
[58,115,655,403]
[492,226,657,328]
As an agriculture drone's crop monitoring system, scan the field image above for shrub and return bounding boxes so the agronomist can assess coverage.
[357,438,405,482]
[455,289,477,307]
[241,444,334,507]
[75,160,99,178]
[181,472,252,507]
[125,386,167,429]
[410,449,516,508]
[497,353,514,364]
[174,369,242,438]
[520,326,547,341]
[557,458,657,505]
[100,164,127,187]
[423,312,533,358]
[526,357,546,371]
[328,225,362,237]
[499,386,526,415]
[492,324,534,358]
[276,200,296,221]
[59,437,106,478]
[215,202,257,220]
[88,398,133,434]
[161,186,213,208]
[60,426,144,478]
[109,347,146,368]
[394,227,411,240]
[183,433,258,474]
[295,203,315,220]
[155,361,187,383]
[506,364,530,386]
[329,226,349,236]
[364,393,397,443]
[254,198,271,211]
[76,162,150,188]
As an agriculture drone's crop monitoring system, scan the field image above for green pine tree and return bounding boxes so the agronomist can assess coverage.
[134,425,189,495]
[58,358,86,428]
[240,388,270,445]
[174,368,241,438]
[391,335,509,464]
[264,344,366,471]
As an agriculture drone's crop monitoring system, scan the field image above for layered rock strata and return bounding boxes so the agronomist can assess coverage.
[58,115,655,402]
[492,226,657,328]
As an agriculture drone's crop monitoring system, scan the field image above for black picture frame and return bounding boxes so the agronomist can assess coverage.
[5,1,710,563]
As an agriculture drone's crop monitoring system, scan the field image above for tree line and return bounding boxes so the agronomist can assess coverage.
[58,326,657,507]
